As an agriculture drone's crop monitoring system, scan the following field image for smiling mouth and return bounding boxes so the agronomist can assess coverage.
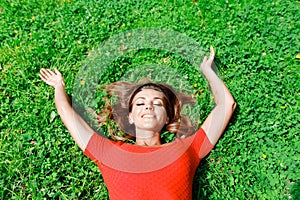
[142,114,155,118]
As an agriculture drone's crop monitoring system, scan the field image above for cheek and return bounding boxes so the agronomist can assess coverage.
[159,109,168,120]
[133,106,142,113]
[130,107,141,118]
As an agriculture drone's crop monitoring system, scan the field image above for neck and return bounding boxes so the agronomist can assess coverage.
[135,131,161,146]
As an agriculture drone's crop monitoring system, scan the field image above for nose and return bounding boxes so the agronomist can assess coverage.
[145,103,153,110]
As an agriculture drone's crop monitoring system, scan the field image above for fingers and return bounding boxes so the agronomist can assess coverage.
[39,74,47,83]
[201,56,208,67]
[40,68,55,77]
[40,68,61,78]
[39,68,64,87]
[40,68,51,78]
[54,68,61,76]
[209,46,215,60]
[202,46,215,63]
[39,68,49,81]
[200,46,215,71]
[202,56,208,63]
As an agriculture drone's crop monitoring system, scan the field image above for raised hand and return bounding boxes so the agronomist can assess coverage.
[199,46,236,146]
[200,46,215,72]
[40,68,65,88]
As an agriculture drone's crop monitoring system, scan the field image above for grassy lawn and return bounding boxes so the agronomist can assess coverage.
[1,0,299,199]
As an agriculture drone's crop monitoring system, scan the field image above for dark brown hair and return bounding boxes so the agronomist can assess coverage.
[95,80,196,141]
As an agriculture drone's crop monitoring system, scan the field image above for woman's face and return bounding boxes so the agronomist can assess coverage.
[129,89,169,133]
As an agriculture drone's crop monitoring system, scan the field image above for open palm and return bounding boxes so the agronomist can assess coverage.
[40,68,65,88]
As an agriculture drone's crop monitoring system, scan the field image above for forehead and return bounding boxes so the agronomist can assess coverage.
[133,89,164,100]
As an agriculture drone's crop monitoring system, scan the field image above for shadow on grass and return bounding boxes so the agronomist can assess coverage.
[192,105,240,199]
[291,180,300,200]
[193,158,212,200]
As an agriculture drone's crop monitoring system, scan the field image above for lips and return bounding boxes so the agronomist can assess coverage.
[141,113,155,118]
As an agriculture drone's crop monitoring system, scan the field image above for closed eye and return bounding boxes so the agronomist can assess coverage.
[153,99,164,106]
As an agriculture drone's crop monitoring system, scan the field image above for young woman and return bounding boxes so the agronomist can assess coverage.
[40,46,236,200]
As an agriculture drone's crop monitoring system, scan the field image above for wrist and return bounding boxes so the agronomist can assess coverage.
[54,81,66,89]
[201,66,213,75]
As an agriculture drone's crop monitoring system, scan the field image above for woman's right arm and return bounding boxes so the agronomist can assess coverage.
[199,47,236,146]
[40,68,94,151]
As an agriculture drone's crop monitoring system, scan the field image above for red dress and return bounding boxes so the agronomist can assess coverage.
[84,128,213,200]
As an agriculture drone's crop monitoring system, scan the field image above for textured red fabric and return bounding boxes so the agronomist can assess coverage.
[84,128,213,200]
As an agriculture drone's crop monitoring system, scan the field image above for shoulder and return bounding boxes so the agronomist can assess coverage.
[189,128,214,158]
[84,133,117,160]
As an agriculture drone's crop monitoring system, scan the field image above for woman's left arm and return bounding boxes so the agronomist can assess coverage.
[200,46,236,146]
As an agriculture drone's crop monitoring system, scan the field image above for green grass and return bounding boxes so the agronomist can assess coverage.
[1,0,299,199]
